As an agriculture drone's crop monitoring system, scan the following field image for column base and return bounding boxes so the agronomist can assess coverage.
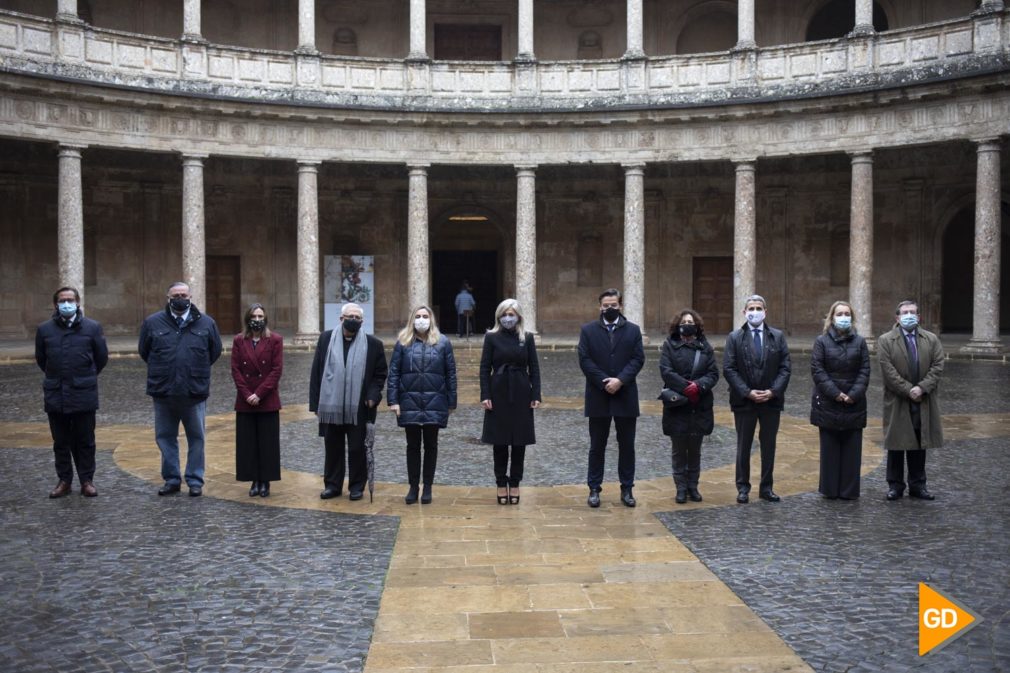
[55,13,85,25]
[959,339,1004,355]
[847,24,876,37]
[732,40,757,51]
[620,49,646,61]
[293,332,321,347]
[406,53,431,63]
[181,33,207,44]
[295,46,320,56]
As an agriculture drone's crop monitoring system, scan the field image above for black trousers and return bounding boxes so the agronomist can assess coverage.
[733,406,781,494]
[48,411,96,484]
[886,449,927,493]
[235,411,281,482]
[405,425,439,486]
[587,416,637,491]
[493,445,525,487]
[818,428,862,499]
[323,422,367,493]
[671,434,703,490]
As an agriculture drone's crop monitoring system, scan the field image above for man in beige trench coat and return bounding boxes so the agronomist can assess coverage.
[877,299,944,501]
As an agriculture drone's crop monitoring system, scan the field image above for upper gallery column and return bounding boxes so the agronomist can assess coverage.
[58,144,86,305]
[736,0,756,48]
[849,152,874,340]
[407,164,430,309]
[853,0,875,35]
[517,0,535,61]
[408,0,428,60]
[182,0,202,40]
[56,0,80,23]
[515,166,537,334]
[297,0,317,53]
[963,139,1003,354]
[181,154,207,312]
[623,164,646,328]
[733,161,757,316]
[295,161,321,345]
[624,0,645,59]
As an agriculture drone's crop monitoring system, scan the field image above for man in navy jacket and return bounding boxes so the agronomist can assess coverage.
[139,281,222,497]
[578,288,645,508]
[35,287,108,498]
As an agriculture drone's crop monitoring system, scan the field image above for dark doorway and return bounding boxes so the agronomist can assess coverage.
[434,24,503,60]
[206,255,242,335]
[806,0,888,41]
[941,204,1010,333]
[692,256,734,336]
[432,250,499,336]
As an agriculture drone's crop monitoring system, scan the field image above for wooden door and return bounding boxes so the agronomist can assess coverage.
[692,257,733,336]
[206,255,241,335]
[433,24,502,61]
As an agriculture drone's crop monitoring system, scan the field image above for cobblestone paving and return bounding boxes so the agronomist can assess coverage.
[0,448,398,673]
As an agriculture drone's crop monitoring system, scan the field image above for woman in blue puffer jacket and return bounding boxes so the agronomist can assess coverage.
[387,305,457,505]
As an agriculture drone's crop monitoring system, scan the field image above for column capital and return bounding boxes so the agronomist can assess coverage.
[975,138,1002,152]
[733,159,757,171]
[515,164,537,174]
[57,143,87,157]
[407,163,430,174]
[621,162,646,173]
[180,153,208,165]
[849,150,874,163]
[297,160,322,171]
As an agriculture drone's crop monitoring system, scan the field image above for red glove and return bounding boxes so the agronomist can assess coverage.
[684,381,700,404]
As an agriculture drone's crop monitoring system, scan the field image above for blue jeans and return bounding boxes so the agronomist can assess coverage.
[154,397,206,488]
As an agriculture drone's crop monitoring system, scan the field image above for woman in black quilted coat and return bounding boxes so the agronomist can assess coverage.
[387,305,457,505]
[810,300,871,500]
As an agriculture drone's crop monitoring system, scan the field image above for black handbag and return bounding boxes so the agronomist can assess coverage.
[658,347,702,409]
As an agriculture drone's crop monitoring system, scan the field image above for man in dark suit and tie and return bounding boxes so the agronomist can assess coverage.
[578,288,645,508]
[723,294,792,503]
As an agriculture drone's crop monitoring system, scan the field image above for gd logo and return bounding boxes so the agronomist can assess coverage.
[918,583,981,656]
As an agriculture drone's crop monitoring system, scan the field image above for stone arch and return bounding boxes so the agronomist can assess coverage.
[331,27,358,56]
[805,0,890,41]
[670,1,738,55]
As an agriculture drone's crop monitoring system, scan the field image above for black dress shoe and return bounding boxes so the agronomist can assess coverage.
[759,492,781,502]
[909,489,935,500]
[320,487,341,500]
[886,489,903,501]
[675,487,687,504]
[405,485,419,505]
[687,487,703,502]
[249,482,261,497]
[621,489,636,508]
[736,491,749,504]
[259,482,270,497]
[189,486,202,497]
[349,491,364,501]
[158,483,181,496]
[421,484,432,505]
[587,488,601,508]
[49,480,72,498]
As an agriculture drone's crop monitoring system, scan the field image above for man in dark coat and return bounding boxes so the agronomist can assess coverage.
[578,288,645,508]
[310,302,387,501]
[723,294,792,503]
[138,281,223,497]
[35,287,108,498]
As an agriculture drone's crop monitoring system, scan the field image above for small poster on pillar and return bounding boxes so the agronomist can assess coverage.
[324,255,375,334]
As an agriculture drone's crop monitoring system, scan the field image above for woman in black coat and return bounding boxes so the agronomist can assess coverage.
[659,309,719,504]
[810,300,871,500]
[480,298,541,505]
[387,305,457,505]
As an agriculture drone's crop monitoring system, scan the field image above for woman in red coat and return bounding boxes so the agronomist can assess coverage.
[231,303,283,496]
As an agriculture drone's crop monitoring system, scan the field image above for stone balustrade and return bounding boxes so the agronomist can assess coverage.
[0,9,1005,111]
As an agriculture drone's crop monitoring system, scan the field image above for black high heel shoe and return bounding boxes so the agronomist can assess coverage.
[496,487,508,505]
[508,485,520,505]
[249,482,260,497]
[260,481,270,497]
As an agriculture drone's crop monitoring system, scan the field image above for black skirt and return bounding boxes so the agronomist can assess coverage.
[236,411,281,482]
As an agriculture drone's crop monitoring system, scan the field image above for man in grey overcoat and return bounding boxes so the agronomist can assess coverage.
[877,299,944,501]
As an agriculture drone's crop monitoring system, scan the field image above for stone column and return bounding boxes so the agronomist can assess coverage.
[407,164,430,309]
[623,164,646,329]
[182,0,202,40]
[58,144,86,305]
[56,0,80,23]
[849,152,874,339]
[515,166,537,334]
[295,161,321,345]
[517,0,535,61]
[297,0,317,53]
[408,0,428,60]
[181,154,207,311]
[733,161,757,317]
[963,139,1003,354]
[736,0,756,48]
[624,0,645,59]
[853,0,875,35]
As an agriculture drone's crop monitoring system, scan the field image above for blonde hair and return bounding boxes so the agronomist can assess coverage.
[487,298,527,345]
[822,300,855,334]
[397,304,442,346]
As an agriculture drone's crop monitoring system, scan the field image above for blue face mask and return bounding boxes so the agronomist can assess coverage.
[500,315,519,330]
[57,302,77,318]
[899,314,919,330]
[833,316,852,331]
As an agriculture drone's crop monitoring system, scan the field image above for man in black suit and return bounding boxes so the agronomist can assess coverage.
[309,302,387,501]
[578,288,645,508]
[723,294,792,503]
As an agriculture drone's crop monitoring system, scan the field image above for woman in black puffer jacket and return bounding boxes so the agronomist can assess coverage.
[659,309,719,504]
[387,305,457,505]
[810,300,870,500]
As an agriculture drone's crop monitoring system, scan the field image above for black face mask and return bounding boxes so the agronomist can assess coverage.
[169,297,191,313]
[679,324,698,337]
[343,318,363,334]
[248,319,266,332]
[601,306,620,322]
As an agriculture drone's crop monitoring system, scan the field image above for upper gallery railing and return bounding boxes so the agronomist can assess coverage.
[0,9,1006,111]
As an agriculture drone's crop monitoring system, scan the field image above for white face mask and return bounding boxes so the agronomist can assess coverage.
[745,309,765,326]
[414,317,430,332]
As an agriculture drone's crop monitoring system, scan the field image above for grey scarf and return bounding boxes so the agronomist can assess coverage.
[317,328,367,425]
